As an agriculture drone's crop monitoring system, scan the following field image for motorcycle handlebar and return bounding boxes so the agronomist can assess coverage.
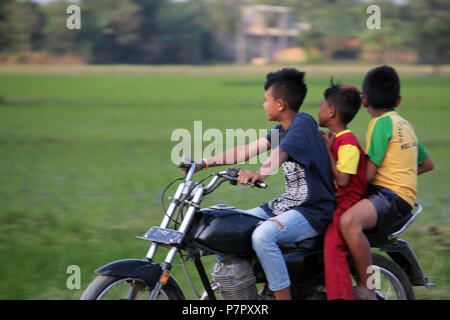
[218,167,267,189]
[224,175,267,189]
[176,156,267,189]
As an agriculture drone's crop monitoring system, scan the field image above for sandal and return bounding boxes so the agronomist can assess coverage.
[353,285,376,300]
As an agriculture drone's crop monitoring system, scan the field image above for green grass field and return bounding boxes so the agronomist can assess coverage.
[0,64,448,299]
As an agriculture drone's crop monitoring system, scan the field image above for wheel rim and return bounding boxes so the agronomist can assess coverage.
[97,278,170,300]
[374,267,407,300]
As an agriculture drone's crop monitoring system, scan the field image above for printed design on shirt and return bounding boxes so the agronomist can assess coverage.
[268,161,308,215]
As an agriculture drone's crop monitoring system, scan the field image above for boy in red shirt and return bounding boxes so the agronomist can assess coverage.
[318,82,366,300]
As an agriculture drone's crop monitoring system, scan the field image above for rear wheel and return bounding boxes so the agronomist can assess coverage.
[80,275,185,300]
[350,254,415,300]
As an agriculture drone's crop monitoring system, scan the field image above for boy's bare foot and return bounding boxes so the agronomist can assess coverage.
[353,285,376,300]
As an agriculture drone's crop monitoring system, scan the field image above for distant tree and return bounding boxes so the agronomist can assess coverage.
[40,1,84,55]
[146,0,220,64]
[357,2,415,60]
[4,0,446,66]
[0,0,14,51]
[294,0,365,60]
[81,0,144,63]
[0,1,44,52]
[410,0,450,67]
[203,0,240,61]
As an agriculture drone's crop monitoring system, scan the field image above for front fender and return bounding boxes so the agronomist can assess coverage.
[96,259,161,287]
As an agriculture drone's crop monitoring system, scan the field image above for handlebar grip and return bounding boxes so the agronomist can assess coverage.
[224,168,268,189]
[257,181,268,189]
[249,181,268,189]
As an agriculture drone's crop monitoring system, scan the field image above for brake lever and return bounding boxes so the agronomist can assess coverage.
[177,154,193,169]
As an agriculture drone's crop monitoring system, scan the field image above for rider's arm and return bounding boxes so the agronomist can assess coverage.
[237,146,288,185]
[256,147,289,180]
[321,132,352,188]
[418,155,434,175]
[366,153,434,181]
[366,157,378,183]
[205,137,271,168]
[417,141,433,175]
[327,148,351,188]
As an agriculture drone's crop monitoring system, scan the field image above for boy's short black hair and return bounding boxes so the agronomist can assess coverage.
[264,68,307,112]
[362,65,400,109]
[324,79,361,125]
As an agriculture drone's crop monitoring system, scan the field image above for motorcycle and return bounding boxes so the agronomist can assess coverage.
[81,159,435,300]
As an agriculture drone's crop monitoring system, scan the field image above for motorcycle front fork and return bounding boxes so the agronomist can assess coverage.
[146,184,206,300]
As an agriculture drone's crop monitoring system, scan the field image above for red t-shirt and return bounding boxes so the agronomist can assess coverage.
[332,130,366,208]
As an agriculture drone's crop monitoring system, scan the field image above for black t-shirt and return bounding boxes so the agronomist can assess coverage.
[263,112,335,234]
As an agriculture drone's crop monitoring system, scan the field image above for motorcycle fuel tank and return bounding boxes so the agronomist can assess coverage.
[190,205,264,256]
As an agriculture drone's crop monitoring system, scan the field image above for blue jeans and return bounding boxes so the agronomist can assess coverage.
[217,206,318,292]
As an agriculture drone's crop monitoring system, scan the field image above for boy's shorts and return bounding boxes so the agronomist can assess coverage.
[366,184,412,236]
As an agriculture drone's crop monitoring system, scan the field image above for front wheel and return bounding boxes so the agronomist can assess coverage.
[80,275,185,300]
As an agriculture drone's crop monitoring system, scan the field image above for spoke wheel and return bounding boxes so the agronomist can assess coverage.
[350,254,415,300]
[81,275,185,300]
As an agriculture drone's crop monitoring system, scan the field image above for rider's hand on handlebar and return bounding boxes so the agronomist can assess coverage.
[237,170,261,186]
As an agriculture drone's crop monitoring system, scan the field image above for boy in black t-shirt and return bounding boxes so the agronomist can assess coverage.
[183,68,334,299]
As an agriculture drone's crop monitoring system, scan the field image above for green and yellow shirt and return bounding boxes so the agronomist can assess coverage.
[365,111,429,206]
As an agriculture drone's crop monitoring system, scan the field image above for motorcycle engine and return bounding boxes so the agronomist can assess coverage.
[211,257,258,300]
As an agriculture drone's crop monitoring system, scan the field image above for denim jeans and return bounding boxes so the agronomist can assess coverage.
[217,206,318,292]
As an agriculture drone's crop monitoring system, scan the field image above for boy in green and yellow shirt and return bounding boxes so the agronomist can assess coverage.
[339,65,434,299]
[365,110,430,207]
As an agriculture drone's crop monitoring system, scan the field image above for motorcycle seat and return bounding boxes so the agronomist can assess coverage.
[279,235,324,253]
[364,203,422,247]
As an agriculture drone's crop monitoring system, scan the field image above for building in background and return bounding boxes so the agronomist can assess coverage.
[236,5,309,65]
